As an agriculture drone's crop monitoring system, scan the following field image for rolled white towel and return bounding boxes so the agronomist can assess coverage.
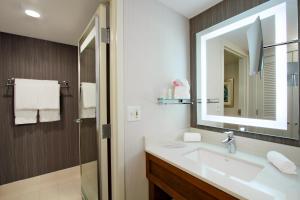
[267,151,297,175]
[183,132,201,142]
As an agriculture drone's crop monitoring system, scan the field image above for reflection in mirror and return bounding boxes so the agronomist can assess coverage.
[197,0,299,139]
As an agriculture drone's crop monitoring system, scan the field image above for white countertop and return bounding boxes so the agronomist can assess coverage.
[145,139,300,200]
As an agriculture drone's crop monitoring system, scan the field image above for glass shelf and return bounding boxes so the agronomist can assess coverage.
[157,98,193,104]
[157,98,220,105]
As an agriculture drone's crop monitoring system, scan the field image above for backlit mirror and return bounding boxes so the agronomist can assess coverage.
[196,0,299,139]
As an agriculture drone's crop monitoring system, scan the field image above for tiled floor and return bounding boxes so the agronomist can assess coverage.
[81,161,98,200]
[0,166,81,200]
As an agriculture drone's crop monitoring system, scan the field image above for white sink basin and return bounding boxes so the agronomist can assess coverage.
[184,148,264,182]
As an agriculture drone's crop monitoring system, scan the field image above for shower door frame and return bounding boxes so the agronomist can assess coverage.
[78,17,101,200]
[78,4,110,199]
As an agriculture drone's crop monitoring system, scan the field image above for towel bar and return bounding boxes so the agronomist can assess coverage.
[5,78,70,88]
[157,98,220,105]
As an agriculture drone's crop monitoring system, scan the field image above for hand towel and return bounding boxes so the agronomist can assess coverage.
[80,107,96,119]
[14,79,39,110]
[173,79,190,99]
[38,80,60,122]
[39,109,61,122]
[183,132,202,142]
[174,86,190,99]
[38,80,60,109]
[267,151,297,174]
[15,110,38,125]
[80,82,96,118]
[81,82,96,108]
[14,79,39,125]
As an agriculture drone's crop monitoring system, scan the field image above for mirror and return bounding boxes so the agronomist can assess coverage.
[196,0,299,139]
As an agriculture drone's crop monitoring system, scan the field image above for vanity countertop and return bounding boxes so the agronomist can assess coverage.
[145,139,300,200]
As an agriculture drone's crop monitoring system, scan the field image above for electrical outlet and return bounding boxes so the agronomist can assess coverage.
[127,106,141,122]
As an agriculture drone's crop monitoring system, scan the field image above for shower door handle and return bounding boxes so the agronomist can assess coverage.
[74,118,82,124]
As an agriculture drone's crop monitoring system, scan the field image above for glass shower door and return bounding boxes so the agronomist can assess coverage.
[78,3,110,200]
[79,24,99,200]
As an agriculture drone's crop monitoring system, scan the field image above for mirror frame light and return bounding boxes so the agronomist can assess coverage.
[196,0,287,130]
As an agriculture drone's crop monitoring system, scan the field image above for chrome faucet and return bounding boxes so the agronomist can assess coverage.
[222,131,236,153]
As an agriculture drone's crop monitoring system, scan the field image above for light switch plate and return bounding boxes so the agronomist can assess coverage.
[127,106,141,121]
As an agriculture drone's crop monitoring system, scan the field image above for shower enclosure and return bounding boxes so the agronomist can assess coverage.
[77,3,111,200]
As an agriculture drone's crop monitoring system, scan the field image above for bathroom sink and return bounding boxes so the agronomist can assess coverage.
[184,148,264,182]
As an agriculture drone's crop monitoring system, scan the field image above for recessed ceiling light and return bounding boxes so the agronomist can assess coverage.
[25,9,40,18]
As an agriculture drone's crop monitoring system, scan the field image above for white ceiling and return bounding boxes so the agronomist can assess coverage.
[156,0,223,19]
[0,0,100,46]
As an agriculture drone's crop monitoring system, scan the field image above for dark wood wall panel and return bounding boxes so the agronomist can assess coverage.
[0,32,79,185]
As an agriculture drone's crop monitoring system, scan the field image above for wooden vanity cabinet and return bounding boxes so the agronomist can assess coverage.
[146,153,239,200]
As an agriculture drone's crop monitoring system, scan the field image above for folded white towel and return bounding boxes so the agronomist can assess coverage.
[14,79,39,110]
[174,86,190,99]
[183,132,202,142]
[14,79,39,125]
[80,107,96,119]
[38,80,60,122]
[80,82,96,119]
[39,109,61,122]
[14,79,61,124]
[15,110,37,125]
[81,82,96,108]
[173,79,190,99]
[267,151,297,174]
[38,80,60,109]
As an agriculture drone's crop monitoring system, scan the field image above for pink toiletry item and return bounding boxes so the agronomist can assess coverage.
[173,80,183,87]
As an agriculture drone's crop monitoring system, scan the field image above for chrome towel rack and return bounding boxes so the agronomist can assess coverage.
[5,78,70,88]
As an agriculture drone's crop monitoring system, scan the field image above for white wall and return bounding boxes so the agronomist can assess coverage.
[123,0,190,199]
